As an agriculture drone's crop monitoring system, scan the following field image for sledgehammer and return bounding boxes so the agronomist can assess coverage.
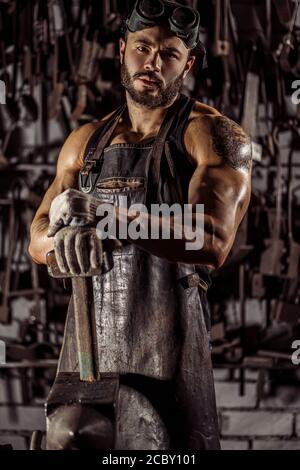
[46,246,114,382]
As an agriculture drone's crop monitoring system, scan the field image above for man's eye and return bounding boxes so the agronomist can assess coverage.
[137,46,149,53]
[163,52,178,59]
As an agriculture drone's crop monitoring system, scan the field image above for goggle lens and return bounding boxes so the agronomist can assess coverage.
[171,7,197,30]
[139,0,164,19]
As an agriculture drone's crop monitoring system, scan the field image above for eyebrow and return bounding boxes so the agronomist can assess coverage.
[133,36,182,55]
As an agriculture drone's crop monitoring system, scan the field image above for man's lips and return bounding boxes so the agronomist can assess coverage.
[136,76,160,87]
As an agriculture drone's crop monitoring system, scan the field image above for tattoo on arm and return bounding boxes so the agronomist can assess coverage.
[211,116,252,170]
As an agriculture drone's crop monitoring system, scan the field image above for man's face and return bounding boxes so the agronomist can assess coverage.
[120,25,195,109]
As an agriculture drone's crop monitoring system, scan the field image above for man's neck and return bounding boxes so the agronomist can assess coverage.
[125,92,179,137]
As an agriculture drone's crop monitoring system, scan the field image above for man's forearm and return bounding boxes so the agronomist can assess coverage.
[113,206,221,268]
[29,201,225,268]
[29,217,54,265]
[129,235,216,265]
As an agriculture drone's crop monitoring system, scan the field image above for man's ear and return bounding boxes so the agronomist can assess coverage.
[119,38,126,64]
[183,55,196,79]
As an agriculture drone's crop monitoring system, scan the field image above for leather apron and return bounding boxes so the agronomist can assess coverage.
[52,94,220,450]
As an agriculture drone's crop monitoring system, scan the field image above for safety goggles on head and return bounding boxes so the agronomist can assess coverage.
[126,0,201,50]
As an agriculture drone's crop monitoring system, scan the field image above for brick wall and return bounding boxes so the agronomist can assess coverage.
[214,368,300,450]
[1,366,300,450]
[0,372,46,450]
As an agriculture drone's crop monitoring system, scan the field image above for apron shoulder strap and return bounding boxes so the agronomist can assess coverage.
[147,95,188,203]
[79,104,126,192]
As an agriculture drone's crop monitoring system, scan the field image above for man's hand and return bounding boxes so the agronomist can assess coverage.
[48,189,99,237]
[53,226,103,275]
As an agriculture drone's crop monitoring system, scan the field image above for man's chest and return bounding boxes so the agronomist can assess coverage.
[108,122,159,146]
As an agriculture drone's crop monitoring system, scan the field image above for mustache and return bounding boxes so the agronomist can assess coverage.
[133,72,163,86]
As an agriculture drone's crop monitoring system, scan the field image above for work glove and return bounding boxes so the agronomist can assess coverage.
[48,189,100,237]
[53,226,103,276]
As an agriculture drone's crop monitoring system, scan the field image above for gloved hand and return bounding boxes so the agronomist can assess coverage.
[48,189,100,237]
[53,226,103,275]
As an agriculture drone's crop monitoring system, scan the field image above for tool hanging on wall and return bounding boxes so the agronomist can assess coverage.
[0,200,15,324]
[212,0,232,116]
[275,0,300,76]
[286,126,300,278]
[260,124,286,277]
[71,16,98,121]
[259,119,300,279]
[47,0,66,120]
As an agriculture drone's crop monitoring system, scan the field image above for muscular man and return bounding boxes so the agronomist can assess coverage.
[29,0,252,450]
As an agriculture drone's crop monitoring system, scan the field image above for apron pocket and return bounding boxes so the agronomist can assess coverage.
[96,177,145,194]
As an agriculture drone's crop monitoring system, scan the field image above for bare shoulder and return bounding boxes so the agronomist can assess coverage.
[57,111,115,173]
[188,100,221,120]
[185,102,252,171]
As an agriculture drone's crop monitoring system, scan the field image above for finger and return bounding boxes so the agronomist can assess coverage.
[61,212,72,227]
[70,217,84,227]
[48,218,64,237]
[67,196,88,222]
[64,230,80,275]
[54,234,69,273]
[75,231,90,273]
[90,231,103,270]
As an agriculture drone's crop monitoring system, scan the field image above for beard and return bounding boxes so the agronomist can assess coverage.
[121,61,184,109]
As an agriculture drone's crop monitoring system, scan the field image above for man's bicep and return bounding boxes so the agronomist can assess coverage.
[35,122,97,216]
[188,114,252,228]
[32,129,85,226]
[185,114,252,170]
[184,113,252,266]
[33,173,78,223]
[188,164,251,258]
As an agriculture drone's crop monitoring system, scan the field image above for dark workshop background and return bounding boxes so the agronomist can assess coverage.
[0,0,300,451]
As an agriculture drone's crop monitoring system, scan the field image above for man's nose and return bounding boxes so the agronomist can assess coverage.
[144,52,162,72]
